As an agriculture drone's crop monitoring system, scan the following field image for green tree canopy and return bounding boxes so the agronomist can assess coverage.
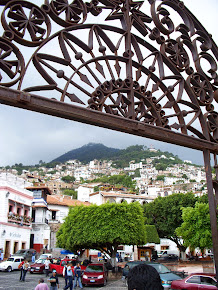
[90,174,137,192]
[176,203,215,252]
[57,202,149,263]
[61,189,77,199]
[144,225,160,244]
[61,175,75,183]
[156,175,165,181]
[143,193,197,252]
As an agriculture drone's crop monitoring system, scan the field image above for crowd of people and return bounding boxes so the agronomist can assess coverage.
[17,257,83,290]
[16,252,165,290]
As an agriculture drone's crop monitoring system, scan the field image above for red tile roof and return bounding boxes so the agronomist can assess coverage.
[47,195,91,206]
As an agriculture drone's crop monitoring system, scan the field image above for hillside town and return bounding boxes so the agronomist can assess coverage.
[0,145,208,263]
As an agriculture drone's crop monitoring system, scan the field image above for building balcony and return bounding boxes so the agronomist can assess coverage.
[7,213,32,226]
[49,219,60,224]
[32,217,48,224]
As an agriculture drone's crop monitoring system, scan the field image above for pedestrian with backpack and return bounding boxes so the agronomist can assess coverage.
[62,263,68,287]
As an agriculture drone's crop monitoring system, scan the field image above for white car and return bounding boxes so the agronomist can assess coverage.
[39,253,52,259]
[0,256,24,272]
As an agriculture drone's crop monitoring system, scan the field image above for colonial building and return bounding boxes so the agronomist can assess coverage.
[26,186,52,253]
[26,185,91,253]
[0,172,33,258]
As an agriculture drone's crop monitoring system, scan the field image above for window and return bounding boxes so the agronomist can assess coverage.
[52,211,56,220]
[33,190,42,198]
[187,276,200,284]
[17,207,21,215]
[9,204,13,212]
[24,209,28,216]
[32,209,36,222]
[200,276,217,286]
[15,259,20,262]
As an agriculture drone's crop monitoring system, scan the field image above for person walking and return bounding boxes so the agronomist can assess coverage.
[73,263,83,289]
[32,251,36,263]
[45,257,51,277]
[63,262,73,290]
[18,260,25,281]
[22,260,30,282]
[63,263,68,287]
[49,270,59,290]
[35,278,49,290]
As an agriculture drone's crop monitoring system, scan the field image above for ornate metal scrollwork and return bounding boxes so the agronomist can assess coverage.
[0,0,217,143]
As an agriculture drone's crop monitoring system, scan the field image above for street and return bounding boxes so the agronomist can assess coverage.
[0,271,126,290]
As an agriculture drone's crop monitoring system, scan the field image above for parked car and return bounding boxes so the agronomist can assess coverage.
[0,256,24,272]
[50,258,85,275]
[82,263,108,286]
[39,253,52,260]
[12,249,37,261]
[158,254,179,262]
[158,250,179,258]
[171,273,217,289]
[122,261,182,289]
[29,258,52,274]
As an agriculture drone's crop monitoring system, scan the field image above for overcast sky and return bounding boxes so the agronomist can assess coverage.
[0,0,217,167]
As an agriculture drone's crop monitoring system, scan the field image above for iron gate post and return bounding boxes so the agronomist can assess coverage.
[203,150,218,282]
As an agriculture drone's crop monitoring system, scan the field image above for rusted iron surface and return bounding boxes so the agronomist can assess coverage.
[0,0,217,280]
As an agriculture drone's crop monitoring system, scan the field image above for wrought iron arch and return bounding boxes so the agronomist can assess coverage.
[0,0,217,280]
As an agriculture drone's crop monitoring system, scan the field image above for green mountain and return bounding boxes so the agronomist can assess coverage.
[51,143,120,163]
[51,143,183,169]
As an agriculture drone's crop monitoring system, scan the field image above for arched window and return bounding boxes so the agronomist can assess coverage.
[108,198,116,203]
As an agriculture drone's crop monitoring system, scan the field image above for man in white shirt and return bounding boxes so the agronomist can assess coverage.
[44,257,51,277]
[63,262,73,290]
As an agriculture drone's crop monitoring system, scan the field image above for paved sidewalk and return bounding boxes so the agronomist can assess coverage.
[171,262,215,275]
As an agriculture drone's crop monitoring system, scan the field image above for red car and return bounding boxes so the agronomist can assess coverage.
[82,263,108,286]
[171,273,217,289]
[30,258,51,274]
[50,259,87,275]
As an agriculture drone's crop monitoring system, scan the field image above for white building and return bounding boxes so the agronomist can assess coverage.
[77,183,100,202]
[0,172,33,259]
[89,191,154,205]
[74,167,91,181]
[26,186,52,253]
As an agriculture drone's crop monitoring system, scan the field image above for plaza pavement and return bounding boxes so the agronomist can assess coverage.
[0,270,126,290]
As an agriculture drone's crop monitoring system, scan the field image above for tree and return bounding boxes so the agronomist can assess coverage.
[90,174,137,192]
[143,193,197,253]
[61,175,75,183]
[176,203,215,253]
[62,189,77,199]
[182,174,188,179]
[93,186,99,192]
[156,175,165,181]
[144,225,160,244]
[57,202,148,266]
